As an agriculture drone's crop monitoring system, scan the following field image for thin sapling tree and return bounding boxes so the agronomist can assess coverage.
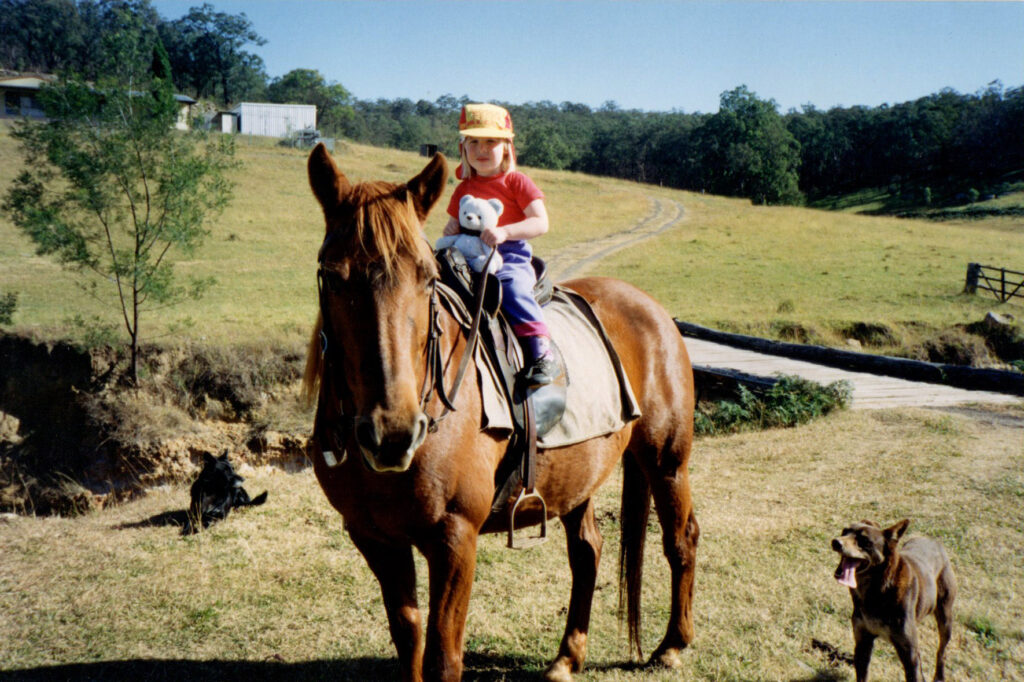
[2,42,237,384]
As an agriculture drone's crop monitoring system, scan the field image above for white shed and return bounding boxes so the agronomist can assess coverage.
[232,102,316,138]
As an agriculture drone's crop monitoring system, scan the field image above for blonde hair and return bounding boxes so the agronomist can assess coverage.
[459,136,516,179]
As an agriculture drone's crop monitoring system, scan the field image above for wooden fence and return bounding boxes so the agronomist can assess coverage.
[964,263,1024,303]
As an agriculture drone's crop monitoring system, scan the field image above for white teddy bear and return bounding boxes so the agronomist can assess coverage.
[435,194,504,274]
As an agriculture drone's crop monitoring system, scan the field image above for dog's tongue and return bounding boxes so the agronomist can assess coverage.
[836,558,858,588]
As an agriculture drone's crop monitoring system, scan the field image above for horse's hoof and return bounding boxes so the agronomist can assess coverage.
[647,646,684,669]
[543,658,575,682]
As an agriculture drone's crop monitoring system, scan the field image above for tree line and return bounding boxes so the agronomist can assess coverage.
[346,84,1024,209]
[3,0,1022,206]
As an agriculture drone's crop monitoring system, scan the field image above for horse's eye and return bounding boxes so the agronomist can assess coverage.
[322,269,346,294]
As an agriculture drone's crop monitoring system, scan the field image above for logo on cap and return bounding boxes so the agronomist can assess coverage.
[459,103,514,139]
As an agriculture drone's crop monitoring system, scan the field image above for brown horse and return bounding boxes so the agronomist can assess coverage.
[302,143,699,682]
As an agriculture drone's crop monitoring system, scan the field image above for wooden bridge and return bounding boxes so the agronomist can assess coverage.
[684,336,1022,410]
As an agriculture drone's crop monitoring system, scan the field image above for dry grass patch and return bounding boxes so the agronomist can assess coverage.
[2,405,1022,680]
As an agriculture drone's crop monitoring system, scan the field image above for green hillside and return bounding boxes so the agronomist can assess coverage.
[2,124,1022,353]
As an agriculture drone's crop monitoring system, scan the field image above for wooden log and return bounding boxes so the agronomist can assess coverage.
[692,365,778,404]
[676,320,1024,397]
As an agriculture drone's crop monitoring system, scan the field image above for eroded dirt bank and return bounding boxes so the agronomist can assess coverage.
[1,334,311,514]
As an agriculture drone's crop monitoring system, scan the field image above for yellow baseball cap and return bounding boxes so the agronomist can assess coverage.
[458,103,514,139]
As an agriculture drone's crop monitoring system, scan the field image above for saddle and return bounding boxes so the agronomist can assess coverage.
[435,246,566,548]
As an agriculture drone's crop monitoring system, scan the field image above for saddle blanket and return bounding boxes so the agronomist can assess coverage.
[476,287,642,448]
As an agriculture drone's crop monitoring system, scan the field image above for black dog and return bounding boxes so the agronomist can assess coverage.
[182,450,267,535]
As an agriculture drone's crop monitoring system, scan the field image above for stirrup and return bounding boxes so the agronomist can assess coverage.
[507,487,548,549]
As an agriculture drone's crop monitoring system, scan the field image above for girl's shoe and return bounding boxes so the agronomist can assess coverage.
[523,353,558,387]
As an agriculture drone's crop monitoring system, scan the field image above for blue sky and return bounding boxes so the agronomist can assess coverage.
[152,1,1023,114]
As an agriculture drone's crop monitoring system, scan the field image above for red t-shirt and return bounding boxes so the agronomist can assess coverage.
[446,171,544,227]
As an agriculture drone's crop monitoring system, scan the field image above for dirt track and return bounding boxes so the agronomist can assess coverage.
[545,194,1023,410]
[545,195,684,280]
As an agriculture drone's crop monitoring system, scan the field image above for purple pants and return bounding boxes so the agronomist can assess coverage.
[496,247,549,337]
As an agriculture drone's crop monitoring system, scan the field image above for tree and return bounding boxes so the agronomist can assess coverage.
[695,86,803,204]
[266,68,353,132]
[1,41,237,384]
[0,0,85,73]
[157,2,266,104]
[0,0,161,80]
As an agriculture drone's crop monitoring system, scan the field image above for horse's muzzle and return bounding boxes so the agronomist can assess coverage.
[353,412,429,473]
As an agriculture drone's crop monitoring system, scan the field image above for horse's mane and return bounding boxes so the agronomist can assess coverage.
[302,179,439,406]
[339,181,436,280]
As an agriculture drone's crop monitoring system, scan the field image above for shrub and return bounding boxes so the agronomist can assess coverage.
[696,375,852,436]
[0,291,17,325]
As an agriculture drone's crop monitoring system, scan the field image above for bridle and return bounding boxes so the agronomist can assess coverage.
[315,231,495,440]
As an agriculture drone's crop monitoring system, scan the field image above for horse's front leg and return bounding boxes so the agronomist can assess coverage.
[545,498,602,682]
[420,514,480,681]
[349,531,424,682]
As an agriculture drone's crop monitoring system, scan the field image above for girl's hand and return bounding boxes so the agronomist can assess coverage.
[480,226,507,248]
[443,217,459,236]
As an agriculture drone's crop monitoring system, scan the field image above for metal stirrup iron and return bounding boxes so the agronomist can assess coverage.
[507,393,548,549]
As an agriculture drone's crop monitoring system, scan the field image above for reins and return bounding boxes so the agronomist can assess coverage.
[421,246,497,431]
[316,237,497,437]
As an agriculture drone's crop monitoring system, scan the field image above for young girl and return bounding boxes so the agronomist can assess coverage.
[442,103,557,387]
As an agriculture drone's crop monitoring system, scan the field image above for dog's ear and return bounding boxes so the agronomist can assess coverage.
[218,450,230,462]
[202,451,217,467]
[884,519,910,545]
[859,519,879,528]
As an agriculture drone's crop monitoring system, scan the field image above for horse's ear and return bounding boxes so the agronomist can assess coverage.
[308,143,350,214]
[406,152,448,222]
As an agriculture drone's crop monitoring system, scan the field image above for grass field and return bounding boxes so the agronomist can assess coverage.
[2,124,1024,680]
[2,405,1022,680]
[600,186,1024,344]
[0,128,649,346]
[2,124,1022,350]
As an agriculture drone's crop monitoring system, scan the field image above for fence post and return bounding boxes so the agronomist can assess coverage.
[964,262,980,294]
[1001,267,1008,302]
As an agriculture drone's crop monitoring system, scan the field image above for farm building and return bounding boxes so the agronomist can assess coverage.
[229,102,317,138]
[0,72,197,130]
[0,73,54,119]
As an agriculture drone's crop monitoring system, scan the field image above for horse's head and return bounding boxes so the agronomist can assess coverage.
[308,143,448,473]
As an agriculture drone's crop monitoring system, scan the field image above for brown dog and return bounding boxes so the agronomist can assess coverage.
[832,519,956,682]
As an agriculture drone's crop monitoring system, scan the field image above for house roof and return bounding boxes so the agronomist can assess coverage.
[1,73,195,104]
[0,75,56,90]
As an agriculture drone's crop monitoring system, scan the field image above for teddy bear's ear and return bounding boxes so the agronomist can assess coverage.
[487,198,504,216]
[459,194,474,208]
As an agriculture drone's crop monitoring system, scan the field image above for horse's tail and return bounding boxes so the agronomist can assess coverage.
[301,313,324,408]
[619,450,652,661]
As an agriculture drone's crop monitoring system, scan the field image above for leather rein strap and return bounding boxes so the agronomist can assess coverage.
[317,237,497,435]
[421,247,497,432]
